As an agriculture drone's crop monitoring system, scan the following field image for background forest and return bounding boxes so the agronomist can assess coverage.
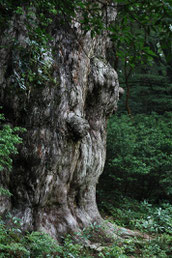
[0,0,172,257]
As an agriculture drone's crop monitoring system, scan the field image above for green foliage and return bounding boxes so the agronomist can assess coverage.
[12,39,56,91]
[0,216,63,257]
[98,194,172,257]
[99,244,127,258]
[118,70,172,114]
[0,216,110,257]
[103,112,172,201]
[99,196,172,234]
[0,200,172,257]
[112,0,172,64]
[24,232,62,257]
[133,201,172,234]
[62,235,83,257]
[75,222,102,242]
[1,1,105,91]
[0,216,29,257]
[109,0,172,115]
[0,113,24,172]
[121,234,172,258]
[1,0,171,115]
[0,110,25,196]
[0,1,171,256]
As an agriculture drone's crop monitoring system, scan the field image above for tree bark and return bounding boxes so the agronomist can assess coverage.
[0,3,119,241]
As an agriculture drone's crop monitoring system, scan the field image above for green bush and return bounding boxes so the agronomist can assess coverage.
[98,195,172,257]
[0,112,24,172]
[0,216,63,257]
[103,112,172,201]
[0,111,25,196]
[1,200,172,257]
[24,231,63,257]
[98,195,172,234]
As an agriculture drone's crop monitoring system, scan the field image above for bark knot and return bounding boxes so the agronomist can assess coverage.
[67,112,90,140]
[91,57,118,88]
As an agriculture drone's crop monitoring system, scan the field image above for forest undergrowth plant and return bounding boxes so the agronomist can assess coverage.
[74,222,101,241]
[99,195,172,234]
[0,216,63,257]
[0,199,172,257]
[102,112,172,201]
[97,193,172,257]
[0,110,25,196]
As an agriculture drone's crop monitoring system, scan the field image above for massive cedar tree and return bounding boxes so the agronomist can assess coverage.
[0,1,119,241]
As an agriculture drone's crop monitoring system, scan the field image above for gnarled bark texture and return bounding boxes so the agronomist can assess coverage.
[0,3,119,241]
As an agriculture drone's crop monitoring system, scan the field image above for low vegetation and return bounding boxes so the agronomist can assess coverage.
[103,112,172,201]
[0,111,172,257]
[0,197,172,257]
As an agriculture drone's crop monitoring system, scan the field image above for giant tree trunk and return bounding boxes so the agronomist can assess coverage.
[0,2,119,241]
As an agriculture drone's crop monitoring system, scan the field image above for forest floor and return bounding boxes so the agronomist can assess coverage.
[0,191,172,257]
[94,191,172,257]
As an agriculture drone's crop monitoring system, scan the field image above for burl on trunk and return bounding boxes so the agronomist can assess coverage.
[0,2,119,241]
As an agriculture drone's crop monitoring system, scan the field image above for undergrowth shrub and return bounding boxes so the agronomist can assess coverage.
[0,110,25,196]
[0,216,63,257]
[98,194,172,257]
[1,199,172,258]
[98,194,172,234]
[102,112,172,201]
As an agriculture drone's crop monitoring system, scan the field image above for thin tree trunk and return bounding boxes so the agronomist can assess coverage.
[124,58,132,116]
